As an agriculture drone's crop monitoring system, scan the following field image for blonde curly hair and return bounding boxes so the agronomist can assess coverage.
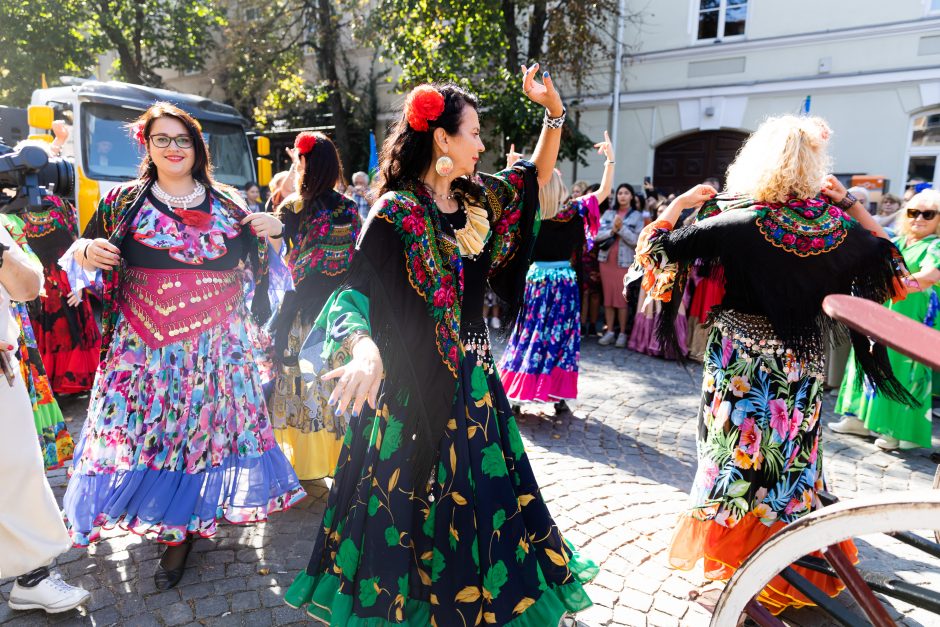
[725,115,832,204]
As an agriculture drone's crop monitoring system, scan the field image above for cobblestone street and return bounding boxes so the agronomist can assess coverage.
[2,340,938,627]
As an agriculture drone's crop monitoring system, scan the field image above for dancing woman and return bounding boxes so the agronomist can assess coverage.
[498,133,613,414]
[60,102,304,589]
[285,67,597,625]
[629,115,913,614]
[269,131,361,479]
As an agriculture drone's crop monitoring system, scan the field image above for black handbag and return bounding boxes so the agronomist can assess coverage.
[596,234,615,251]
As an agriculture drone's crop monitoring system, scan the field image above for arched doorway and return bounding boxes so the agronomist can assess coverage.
[653,130,747,195]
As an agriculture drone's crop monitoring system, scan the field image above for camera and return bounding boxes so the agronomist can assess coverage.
[0,143,74,213]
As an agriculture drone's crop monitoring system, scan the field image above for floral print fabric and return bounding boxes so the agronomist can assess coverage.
[286,347,596,625]
[498,262,581,402]
[690,311,827,528]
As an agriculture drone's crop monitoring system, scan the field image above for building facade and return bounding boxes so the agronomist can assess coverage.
[567,0,940,197]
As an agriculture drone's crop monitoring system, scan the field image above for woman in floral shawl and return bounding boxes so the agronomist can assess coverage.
[268,131,361,480]
[59,102,303,590]
[285,67,597,625]
[628,115,914,615]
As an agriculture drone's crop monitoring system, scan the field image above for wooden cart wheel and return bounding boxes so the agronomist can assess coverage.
[710,490,940,626]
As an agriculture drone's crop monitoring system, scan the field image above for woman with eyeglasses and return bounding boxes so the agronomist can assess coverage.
[832,189,940,450]
[59,102,304,589]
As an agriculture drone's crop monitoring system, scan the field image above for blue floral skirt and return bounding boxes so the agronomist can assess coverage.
[286,336,596,625]
[498,261,581,402]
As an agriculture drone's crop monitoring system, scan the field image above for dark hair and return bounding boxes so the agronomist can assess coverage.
[614,183,640,213]
[132,102,214,185]
[244,182,260,193]
[298,132,342,210]
[378,84,479,197]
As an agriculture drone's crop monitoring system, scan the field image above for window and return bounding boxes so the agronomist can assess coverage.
[930,0,940,14]
[906,111,940,191]
[697,0,748,41]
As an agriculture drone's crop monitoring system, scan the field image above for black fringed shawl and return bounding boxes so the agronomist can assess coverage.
[633,194,915,404]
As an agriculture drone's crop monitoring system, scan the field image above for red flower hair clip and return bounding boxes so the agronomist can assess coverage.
[405,85,445,132]
[295,132,317,155]
[131,121,146,145]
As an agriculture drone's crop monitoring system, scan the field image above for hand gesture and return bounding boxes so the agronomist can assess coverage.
[820,174,848,204]
[66,289,83,307]
[505,143,524,169]
[285,146,299,167]
[82,238,121,270]
[595,131,614,161]
[322,336,384,416]
[240,212,283,239]
[521,63,563,116]
[613,215,624,231]
[676,184,717,210]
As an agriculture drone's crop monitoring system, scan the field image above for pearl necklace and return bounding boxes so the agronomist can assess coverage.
[152,181,206,209]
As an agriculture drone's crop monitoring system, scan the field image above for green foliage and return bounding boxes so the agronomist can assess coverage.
[481,443,508,479]
[0,2,102,106]
[483,560,508,600]
[0,0,223,104]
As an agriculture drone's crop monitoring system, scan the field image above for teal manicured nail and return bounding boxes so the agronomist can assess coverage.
[543,71,549,78]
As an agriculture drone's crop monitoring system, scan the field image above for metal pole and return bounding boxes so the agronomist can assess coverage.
[610,0,628,181]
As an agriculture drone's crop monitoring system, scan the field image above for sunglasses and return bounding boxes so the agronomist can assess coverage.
[906,208,938,220]
[149,134,194,149]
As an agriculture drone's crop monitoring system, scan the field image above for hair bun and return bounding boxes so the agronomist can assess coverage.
[405,85,446,132]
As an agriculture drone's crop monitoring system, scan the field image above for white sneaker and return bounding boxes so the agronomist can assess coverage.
[491,317,502,330]
[598,331,616,346]
[8,574,91,614]
[829,416,870,437]
[874,436,919,451]
[615,333,628,348]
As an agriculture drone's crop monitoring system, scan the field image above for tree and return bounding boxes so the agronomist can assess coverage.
[0,2,103,106]
[0,0,224,105]
[90,0,224,86]
[372,0,638,165]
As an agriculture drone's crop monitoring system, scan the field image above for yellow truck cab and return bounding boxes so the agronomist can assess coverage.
[29,79,267,231]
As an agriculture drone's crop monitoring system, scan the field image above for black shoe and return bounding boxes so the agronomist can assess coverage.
[154,539,195,590]
[554,400,570,416]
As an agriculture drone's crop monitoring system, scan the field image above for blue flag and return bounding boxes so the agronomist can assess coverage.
[801,95,811,115]
[368,132,378,179]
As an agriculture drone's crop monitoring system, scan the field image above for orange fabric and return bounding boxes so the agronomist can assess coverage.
[669,513,858,615]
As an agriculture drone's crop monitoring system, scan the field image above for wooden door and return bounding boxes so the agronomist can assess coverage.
[653,130,747,195]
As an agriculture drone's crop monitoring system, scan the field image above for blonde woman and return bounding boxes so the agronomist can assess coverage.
[833,189,940,450]
[498,134,613,414]
[628,115,913,615]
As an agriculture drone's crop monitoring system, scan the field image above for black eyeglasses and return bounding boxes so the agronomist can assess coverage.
[907,208,938,220]
[149,134,194,149]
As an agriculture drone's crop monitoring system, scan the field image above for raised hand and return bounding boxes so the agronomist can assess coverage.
[505,143,524,169]
[521,63,563,116]
[595,130,614,161]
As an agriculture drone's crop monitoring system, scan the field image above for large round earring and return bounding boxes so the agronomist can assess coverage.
[435,155,454,177]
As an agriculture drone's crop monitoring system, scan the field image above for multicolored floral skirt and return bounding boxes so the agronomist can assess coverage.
[12,303,73,470]
[285,329,596,625]
[668,310,856,614]
[498,261,580,402]
[270,314,347,480]
[63,306,305,546]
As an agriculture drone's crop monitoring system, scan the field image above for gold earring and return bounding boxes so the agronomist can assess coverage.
[435,155,454,177]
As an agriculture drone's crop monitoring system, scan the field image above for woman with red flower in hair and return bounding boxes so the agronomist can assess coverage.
[285,65,598,626]
[58,102,304,590]
[268,131,361,480]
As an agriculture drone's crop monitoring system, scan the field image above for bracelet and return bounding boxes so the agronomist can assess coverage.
[82,242,91,260]
[543,106,567,129]
[268,229,284,240]
[605,160,615,165]
[835,192,857,211]
[342,330,370,354]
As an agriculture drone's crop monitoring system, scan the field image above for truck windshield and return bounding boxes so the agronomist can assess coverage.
[81,103,254,187]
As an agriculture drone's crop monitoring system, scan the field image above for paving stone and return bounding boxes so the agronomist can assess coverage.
[230,590,260,612]
[195,596,230,619]
[160,602,194,626]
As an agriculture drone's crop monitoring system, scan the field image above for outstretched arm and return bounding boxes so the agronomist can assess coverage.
[590,131,615,206]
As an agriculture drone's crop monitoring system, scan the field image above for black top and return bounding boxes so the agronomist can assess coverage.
[533,214,583,262]
[121,193,250,270]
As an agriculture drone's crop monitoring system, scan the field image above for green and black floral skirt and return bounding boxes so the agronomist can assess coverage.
[285,335,597,625]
